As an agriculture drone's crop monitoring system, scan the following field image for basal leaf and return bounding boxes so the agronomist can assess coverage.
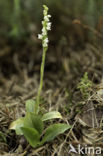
[21,127,40,148]
[42,123,71,143]
[9,113,44,135]
[26,99,36,113]
[42,111,62,121]
[25,113,44,134]
[9,118,25,135]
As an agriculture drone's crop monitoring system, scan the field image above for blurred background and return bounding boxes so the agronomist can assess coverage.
[1,0,103,41]
[0,0,103,79]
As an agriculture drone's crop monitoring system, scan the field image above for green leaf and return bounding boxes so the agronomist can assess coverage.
[25,113,44,134]
[21,127,40,148]
[26,99,36,113]
[9,113,44,135]
[42,124,71,143]
[9,118,25,135]
[42,111,62,121]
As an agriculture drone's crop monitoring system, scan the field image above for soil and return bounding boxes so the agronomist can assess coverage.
[0,35,103,156]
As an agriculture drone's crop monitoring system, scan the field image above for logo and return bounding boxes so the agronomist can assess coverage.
[69,144,101,155]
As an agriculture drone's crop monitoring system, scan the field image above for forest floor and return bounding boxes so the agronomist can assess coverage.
[0,41,103,156]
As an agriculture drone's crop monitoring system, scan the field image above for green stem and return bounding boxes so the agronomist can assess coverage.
[35,47,47,114]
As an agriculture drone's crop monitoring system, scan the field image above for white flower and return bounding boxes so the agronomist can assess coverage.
[42,21,44,25]
[42,28,47,35]
[38,5,51,48]
[48,15,51,18]
[38,34,42,39]
[43,10,47,16]
[47,22,51,30]
[44,38,49,43]
[44,15,49,22]
[43,38,49,47]
[43,42,48,48]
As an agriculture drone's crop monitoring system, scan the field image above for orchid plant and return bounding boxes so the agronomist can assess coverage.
[9,5,71,148]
